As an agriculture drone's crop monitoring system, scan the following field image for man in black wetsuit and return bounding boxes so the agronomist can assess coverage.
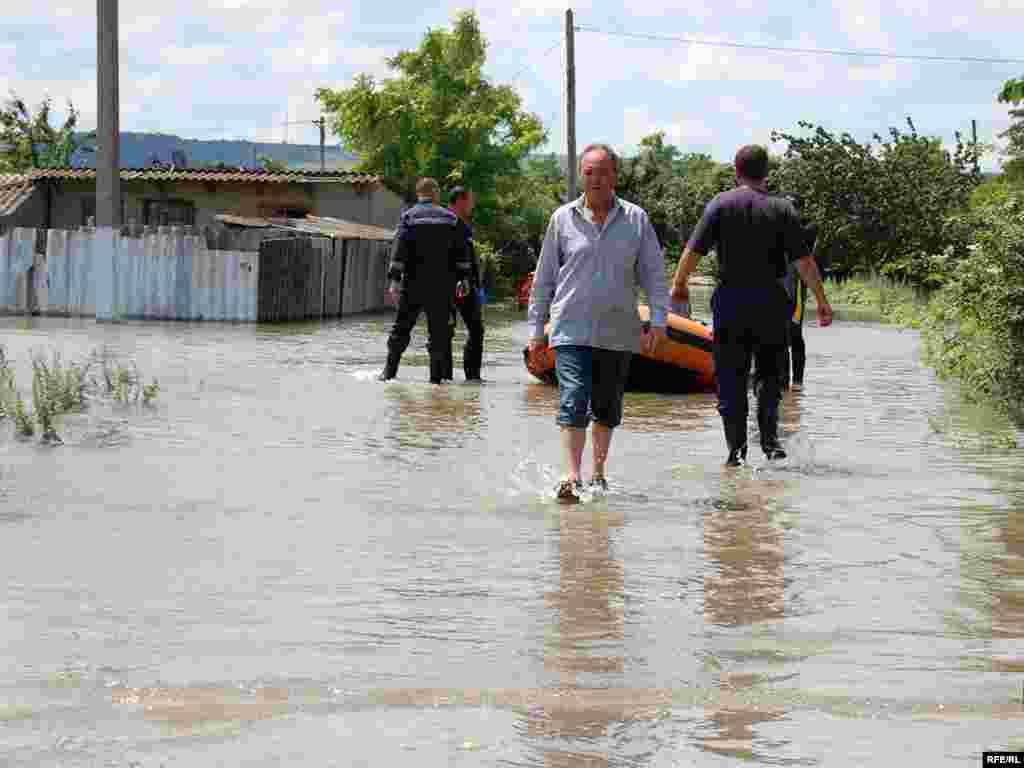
[378,177,473,385]
[441,186,485,382]
[670,145,834,466]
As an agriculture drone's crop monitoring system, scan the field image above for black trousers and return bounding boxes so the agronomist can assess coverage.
[713,286,789,454]
[385,285,455,383]
[442,288,485,380]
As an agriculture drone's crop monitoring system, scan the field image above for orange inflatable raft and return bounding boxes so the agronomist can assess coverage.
[523,305,716,393]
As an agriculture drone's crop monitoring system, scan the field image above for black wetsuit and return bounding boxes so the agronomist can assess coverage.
[381,200,473,384]
[687,186,810,457]
[442,217,485,381]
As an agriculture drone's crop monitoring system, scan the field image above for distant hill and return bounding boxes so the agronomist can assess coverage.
[70,131,361,170]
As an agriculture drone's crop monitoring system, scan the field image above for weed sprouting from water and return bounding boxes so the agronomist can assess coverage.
[0,344,161,443]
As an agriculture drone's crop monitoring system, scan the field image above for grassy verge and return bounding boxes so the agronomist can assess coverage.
[810,274,930,327]
[0,345,160,444]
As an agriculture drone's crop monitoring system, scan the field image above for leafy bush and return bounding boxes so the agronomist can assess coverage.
[921,191,1024,421]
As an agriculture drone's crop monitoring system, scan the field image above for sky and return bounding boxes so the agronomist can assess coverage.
[3,0,1022,171]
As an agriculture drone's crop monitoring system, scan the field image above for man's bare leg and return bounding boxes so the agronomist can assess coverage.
[592,423,612,481]
[561,426,586,483]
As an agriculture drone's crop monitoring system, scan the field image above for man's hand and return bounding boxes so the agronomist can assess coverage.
[455,279,470,302]
[526,337,548,369]
[641,326,666,355]
[817,300,834,327]
[387,280,401,306]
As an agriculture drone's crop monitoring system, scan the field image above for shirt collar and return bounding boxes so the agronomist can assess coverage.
[573,194,621,224]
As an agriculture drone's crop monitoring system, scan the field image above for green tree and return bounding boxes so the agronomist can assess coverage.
[257,154,289,173]
[315,9,546,220]
[0,94,94,171]
[998,77,1024,183]
[770,119,980,286]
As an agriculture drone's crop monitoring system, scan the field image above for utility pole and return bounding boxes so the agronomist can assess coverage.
[281,117,328,171]
[97,0,120,228]
[95,0,120,322]
[315,116,326,172]
[971,119,979,173]
[565,8,577,201]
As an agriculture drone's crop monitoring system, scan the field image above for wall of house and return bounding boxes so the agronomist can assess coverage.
[1,186,49,232]
[314,183,404,229]
[44,179,404,233]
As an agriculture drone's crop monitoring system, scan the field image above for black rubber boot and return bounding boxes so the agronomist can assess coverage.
[725,444,748,467]
[757,401,786,460]
[378,351,400,382]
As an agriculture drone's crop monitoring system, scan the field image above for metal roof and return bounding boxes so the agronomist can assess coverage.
[0,181,37,218]
[0,167,380,186]
[213,213,395,241]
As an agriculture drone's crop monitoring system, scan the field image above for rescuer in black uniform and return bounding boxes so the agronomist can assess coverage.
[441,186,485,382]
[378,177,473,385]
[670,145,834,466]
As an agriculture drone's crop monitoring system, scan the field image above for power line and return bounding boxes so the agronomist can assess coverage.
[506,37,564,83]
[575,25,1024,66]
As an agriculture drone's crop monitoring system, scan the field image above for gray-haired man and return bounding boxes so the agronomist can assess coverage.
[527,143,670,503]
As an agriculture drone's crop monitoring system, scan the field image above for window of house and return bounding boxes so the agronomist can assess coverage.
[143,198,196,226]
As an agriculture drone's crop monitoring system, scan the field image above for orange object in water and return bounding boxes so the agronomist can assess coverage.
[523,305,716,393]
[516,272,534,309]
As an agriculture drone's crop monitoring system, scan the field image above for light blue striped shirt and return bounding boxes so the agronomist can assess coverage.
[528,195,669,353]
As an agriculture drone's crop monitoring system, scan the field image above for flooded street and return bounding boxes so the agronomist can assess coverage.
[1,289,1023,767]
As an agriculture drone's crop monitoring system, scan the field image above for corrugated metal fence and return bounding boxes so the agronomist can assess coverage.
[0,226,392,321]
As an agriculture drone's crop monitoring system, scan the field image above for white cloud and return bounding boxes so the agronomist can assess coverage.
[160,45,231,69]
[623,105,714,150]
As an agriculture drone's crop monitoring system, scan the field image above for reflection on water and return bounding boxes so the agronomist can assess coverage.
[700,472,794,762]
[1,308,1023,766]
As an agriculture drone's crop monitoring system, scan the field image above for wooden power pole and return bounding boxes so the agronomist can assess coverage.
[315,116,326,172]
[97,0,120,228]
[565,8,577,201]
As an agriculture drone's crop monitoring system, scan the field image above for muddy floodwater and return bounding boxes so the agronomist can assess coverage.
[1,289,1023,767]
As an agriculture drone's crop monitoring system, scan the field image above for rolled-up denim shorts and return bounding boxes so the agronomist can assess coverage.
[553,345,632,429]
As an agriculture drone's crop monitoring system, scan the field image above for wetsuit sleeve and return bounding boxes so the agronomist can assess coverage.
[387,214,413,283]
[528,213,560,340]
[637,213,669,328]
[686,197,720,255]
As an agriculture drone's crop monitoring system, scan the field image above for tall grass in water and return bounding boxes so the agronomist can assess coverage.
[0,345,160,443]
[815,273,929,327]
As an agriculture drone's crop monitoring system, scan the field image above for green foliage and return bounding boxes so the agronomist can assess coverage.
[257,155,289,173]
[820,274,928,328]
[617,132,736,249]
[997,77,1024,178]
[920,189,1024,422]
[484,153,563,266]
[0,93,95,171]
[315,10,546,218]
[770,119,981,287]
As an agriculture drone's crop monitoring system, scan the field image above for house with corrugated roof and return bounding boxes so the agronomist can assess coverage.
[0,166,404,236]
